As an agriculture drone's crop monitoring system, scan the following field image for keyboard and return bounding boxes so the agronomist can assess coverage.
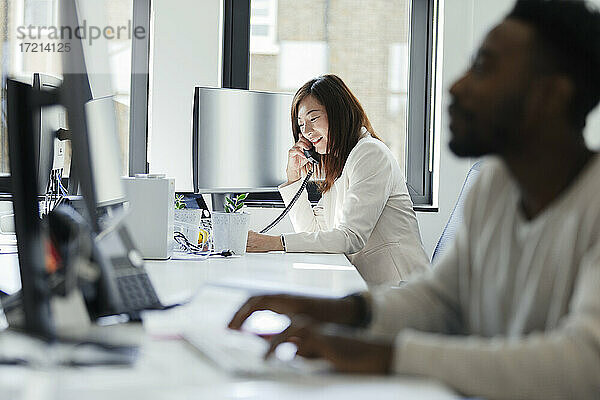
[183,328,331,377]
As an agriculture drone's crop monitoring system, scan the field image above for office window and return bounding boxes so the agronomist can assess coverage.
[103,0,134,175]
[0,0,134,179]
[250,0,411,170]
[250,0,278,54]
[225,0,438,206]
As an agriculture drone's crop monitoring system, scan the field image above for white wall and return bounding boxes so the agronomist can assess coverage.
[416,0,600,256]
[148,0,222,191]
[415,0,477,256]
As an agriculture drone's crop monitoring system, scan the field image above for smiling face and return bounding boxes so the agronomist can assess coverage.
[297,95,329,154]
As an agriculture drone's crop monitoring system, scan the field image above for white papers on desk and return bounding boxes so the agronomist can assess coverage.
[141,286,250,337]
[0,233,17,256]
[0,233,16,246]
[205,278,347,298]
[0,245,17,254]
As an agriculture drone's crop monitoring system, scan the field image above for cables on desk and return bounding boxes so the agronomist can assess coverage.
[174,231,204,253]
[173,231,233,257]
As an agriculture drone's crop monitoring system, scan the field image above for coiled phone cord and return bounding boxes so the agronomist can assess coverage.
[260,170,313,234]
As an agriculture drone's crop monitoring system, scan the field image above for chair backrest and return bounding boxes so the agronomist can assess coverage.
[432,161,483,262]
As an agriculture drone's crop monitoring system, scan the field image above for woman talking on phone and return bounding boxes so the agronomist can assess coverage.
[247,74,429,285]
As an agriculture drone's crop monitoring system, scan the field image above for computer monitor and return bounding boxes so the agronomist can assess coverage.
[192,87,295,194]
[5,78,59,339]
[2,73,67,197]
[4,0,133,338]
[60,0,126,232]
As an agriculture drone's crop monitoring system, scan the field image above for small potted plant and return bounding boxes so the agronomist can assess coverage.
[212,193,250,255]
[224,193,247,213]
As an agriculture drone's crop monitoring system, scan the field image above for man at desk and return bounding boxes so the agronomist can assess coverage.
[229,1,600,399]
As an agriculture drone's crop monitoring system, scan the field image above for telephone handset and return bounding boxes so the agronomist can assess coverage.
[260,147,320,234]
[303,146,321,165]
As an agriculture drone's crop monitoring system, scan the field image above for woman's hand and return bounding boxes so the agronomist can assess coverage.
[246,230,284,253]
[286,136,313,184]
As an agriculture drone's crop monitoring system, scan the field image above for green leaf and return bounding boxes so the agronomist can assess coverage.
[237,193,248,201]
[174,194,186,209]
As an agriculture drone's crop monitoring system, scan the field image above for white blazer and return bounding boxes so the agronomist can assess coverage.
[280,131,430,286]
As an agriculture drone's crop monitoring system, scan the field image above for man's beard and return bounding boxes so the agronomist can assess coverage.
[448,98,525,158]
[448,129,496,157]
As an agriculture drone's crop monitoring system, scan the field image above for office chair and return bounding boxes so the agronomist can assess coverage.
[431,161,483,262]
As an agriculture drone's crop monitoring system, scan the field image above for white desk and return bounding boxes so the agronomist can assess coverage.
[148,252,368,299]
[1,253,458,399]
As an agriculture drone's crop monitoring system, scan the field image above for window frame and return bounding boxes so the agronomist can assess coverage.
[406,0,437,208]
[128,0,152,175]
[223,0,439,209]
[222,0,250,90]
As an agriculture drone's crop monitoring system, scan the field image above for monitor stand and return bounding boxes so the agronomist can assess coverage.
[211,193,233,212]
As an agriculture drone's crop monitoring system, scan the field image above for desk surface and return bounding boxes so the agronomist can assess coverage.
[148,252,368,299]
[1,253,457,400]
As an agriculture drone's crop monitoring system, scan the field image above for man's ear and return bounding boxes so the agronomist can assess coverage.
[538,75,575,116]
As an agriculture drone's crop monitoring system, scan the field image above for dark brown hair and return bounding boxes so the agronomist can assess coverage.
[508,0,600,130]
[291,74,380,193]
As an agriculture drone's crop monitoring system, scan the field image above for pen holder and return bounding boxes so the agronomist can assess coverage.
[211,212,250,255]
